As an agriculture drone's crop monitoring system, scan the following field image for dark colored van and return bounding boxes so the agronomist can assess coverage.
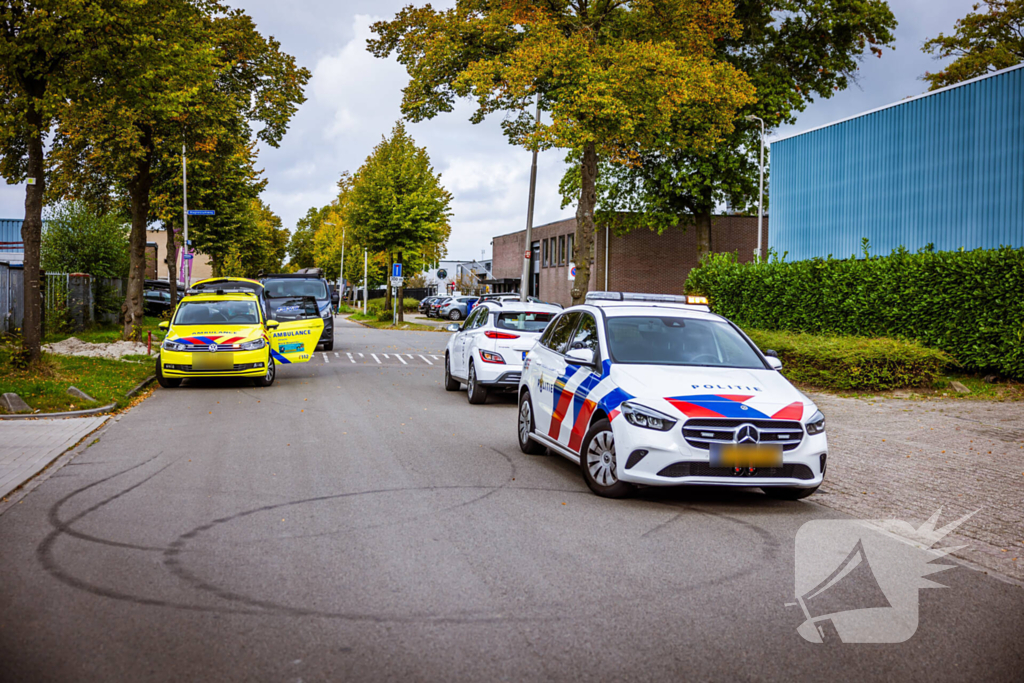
[261,272,334,351]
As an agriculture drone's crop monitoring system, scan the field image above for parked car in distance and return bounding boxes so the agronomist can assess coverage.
[428,297,452,318]
[418,296,441,315]
[143,288,173,315]
[438,296,479,321]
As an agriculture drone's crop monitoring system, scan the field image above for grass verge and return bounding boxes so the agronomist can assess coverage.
[744,328,953,392]
[347,313,446,332]
[0,353,154,414]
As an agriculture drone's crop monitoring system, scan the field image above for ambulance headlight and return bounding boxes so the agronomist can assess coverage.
[620,401,677,432]
[162,339,186,352]
[806,410,826,435]
[239,338,266,351]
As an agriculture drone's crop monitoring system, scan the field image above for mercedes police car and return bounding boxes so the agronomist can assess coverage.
[516,292,827,500]
[444,299,562,404]
[156,288,323,388]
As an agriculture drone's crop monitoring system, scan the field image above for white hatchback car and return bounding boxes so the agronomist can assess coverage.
[516,292,828,499]
[444,300,563,404]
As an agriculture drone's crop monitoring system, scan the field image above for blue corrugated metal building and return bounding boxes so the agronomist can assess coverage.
[1,218,23,253]
[769,64,1024,261]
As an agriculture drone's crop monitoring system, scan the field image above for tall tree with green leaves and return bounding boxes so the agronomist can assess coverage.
[0,0,96,361]
[923,0,1023,90]
[50,0,308,339]
[288,207,323,271]
[565,0,898,261]
[370,0,754,304]
[346,122,452,322]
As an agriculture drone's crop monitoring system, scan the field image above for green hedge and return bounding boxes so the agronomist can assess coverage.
[744,329,952,391]
[686,246,1024,379]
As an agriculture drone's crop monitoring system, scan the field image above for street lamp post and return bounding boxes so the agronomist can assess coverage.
[520,94,541,302]
[339,224,345,310]
[745,114,766,262]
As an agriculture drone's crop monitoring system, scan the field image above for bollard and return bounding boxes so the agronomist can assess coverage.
[148,331,152,355]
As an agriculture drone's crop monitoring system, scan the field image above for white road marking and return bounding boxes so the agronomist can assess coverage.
[406,354,415,359]
[334,352,340,358]
[358,353,364,357]
[382,354,389,358]
[418,354,433,365]
[346,352,355,363]
[430,355,440,360]
[371,354,381,364]
[322,353,329,363]
[396,354,408,364]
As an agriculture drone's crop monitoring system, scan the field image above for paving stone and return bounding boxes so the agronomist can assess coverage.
[810,392,1024,582]
[1,393,32,414]
[0,417,108,500]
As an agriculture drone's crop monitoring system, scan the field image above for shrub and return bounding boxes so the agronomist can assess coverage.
[686,246,1024,379]
[41,201,130,278]
[366,297,419,313]
[744,329,953,391]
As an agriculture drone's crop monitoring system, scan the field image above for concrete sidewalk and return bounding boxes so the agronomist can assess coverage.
[0,417,108,500]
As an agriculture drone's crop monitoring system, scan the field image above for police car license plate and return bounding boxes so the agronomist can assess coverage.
[192,352,234,370]
[710,443,783,468]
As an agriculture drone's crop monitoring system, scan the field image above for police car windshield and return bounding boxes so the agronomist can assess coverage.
[605,316,765,369]
[174,300,260,325]
[263,279,328,299]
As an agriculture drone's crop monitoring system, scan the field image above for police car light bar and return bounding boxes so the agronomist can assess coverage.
[585,291,709,307]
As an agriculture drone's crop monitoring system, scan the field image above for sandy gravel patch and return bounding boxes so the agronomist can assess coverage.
[43,337,153,360]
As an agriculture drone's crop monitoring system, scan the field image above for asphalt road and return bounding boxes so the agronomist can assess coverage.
[1,317,1021,682]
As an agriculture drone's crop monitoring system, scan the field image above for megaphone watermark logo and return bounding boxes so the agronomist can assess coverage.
[789,508,978,643]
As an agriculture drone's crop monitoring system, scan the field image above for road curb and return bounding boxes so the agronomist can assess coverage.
[0,374,156,421]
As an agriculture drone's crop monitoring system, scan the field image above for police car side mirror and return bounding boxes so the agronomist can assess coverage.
[158,321,169,330]
[266,320,280,330]
[446,323,461,332]
[566,347,596,367]
[766,355,783,371]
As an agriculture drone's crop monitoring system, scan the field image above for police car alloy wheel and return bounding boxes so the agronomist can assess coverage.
[517,391,547,455]
[444,354,460,391]
[581,418,635,498]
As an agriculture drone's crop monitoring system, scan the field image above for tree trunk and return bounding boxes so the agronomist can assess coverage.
[21,102,46,363]
[166,222,178,307]
[396,250,404,324]
[571,142,598,305]
[123,130,154,340]
[694,187,714,264]
[385,252,393,313]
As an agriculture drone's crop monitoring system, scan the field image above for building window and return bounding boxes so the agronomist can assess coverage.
[542,239,549,267]
[567,234,574,264]
[558,235,566,266]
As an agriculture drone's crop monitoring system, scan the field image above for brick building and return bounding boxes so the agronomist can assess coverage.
[491,215,766,307]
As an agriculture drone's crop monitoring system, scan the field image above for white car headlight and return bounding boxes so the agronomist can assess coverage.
[321,306,331,318]
[620,401,677,432]
[239,338,266,351]
[805,410,825,435]
[162,339,186,352]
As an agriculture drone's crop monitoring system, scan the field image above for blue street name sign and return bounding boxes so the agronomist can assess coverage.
[392,263,402,278]
[183,254,194,260]
[187,209,215,216]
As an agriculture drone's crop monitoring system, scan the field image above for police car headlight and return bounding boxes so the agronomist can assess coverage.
[239,338,266,351]
[620,401,677,431]
[162,339,186,352]
[805,410,826,435]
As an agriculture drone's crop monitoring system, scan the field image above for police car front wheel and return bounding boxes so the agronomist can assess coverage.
[581,419,635,498]
[517,391,546,455]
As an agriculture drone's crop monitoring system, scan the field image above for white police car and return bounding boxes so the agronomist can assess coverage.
[444,299,563,404]
[516,292,827,499]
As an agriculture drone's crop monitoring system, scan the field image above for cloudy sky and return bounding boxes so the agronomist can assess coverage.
[1,0,968,261]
